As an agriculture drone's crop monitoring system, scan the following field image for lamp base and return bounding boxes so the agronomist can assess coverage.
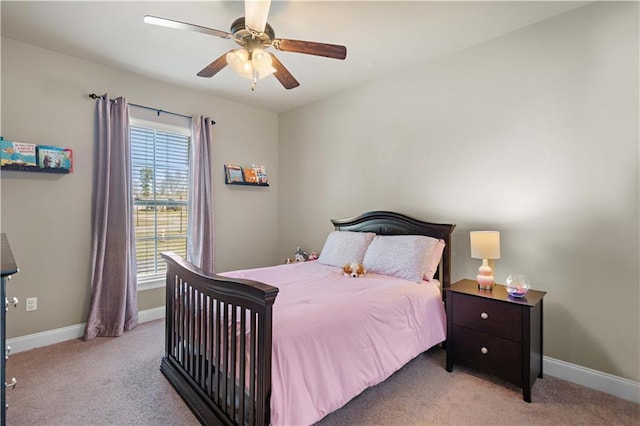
[477,282,495,290]
[476,260,495,290]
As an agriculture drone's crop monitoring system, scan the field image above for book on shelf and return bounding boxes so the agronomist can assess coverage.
[224,163,244,183]
[252,164,268,184]
[243,167,258,183]
[1,138,36,167]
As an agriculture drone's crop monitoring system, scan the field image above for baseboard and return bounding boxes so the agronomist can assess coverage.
[7,311,638,404]
[6,306,165,354]
[543,356,639,404]
[138,306,166,323]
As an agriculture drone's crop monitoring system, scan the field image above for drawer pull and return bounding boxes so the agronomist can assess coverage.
[480,312,489,320]
[5,377,17,389]
[480,347,489,354]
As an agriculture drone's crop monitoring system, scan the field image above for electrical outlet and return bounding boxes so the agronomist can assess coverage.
[26,297,37,311]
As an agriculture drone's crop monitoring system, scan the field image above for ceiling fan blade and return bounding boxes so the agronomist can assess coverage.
[197,52,232,78]
[143,15,232,39]
[273,39,347,60]
[270,54,300,90]
[245,0,271,33]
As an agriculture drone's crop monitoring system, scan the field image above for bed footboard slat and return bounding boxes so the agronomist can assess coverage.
[249,312,257,424]
[160,252,278,426]
[239,307,247,425]
[221,301,228,412]
[231,306,238,420]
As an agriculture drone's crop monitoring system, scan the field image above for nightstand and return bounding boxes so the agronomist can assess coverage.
[445,279,546,402]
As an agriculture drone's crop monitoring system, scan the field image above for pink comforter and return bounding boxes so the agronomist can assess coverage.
[221,260,446,425]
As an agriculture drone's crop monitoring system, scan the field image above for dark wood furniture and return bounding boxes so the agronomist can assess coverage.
[160,211,455,425]
[1,234,19,424]
[445,279,546,402]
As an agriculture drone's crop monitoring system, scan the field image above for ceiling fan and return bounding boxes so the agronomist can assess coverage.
[144,0,347,91]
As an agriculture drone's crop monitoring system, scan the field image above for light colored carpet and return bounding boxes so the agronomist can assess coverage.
[5,319,639,425]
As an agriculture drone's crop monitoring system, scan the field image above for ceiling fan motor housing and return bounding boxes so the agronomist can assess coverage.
[231,17,275,48]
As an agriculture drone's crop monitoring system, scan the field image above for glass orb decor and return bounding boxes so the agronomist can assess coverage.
[505,274,530,298]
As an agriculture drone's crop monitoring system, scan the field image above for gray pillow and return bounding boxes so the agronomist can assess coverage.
[363,235,440,282]
[317,231,376,267]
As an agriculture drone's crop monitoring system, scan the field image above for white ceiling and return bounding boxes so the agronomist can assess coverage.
[1,1,590,113]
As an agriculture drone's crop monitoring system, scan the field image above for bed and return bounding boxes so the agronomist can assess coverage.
[160,211,456,425]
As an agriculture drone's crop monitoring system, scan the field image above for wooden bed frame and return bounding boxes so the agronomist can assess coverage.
[160,211,455,425]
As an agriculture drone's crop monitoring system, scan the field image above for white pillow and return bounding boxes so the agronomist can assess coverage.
[317,231,376,267]
[424,239,445,281]
[363,235,441,283]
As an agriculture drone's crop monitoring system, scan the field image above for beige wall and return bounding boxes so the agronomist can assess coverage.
[0,38,280,338]
[278,2,639,381]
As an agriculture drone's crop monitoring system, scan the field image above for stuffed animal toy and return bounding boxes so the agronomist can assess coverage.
[294,246,309,263]
[307,252,319,261]
[343,262,366,278]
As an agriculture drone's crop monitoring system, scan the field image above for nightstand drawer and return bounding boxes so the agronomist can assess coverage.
[451,293,522,342]
[451,325,523,386]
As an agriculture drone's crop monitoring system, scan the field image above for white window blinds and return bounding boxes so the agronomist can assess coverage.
[130,125,190,275]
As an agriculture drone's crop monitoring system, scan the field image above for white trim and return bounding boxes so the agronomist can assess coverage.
[7,323,85,354]
[129,115,191,136]
[137,306,166,323]
[7,318,638,404]
[544,356,640,403]
[137,274,165,291]
[6,307,166,354]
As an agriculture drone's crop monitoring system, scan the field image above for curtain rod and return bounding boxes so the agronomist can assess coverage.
[88,93,215,125]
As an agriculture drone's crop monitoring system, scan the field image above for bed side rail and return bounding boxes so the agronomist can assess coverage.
[160,252,279,426]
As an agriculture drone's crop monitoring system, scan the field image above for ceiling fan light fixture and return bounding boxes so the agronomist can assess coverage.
[227,47,275,83]
[251,48,276,79]
[226,49,250,75]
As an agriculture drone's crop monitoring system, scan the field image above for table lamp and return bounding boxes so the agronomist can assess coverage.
[470,231,501,289]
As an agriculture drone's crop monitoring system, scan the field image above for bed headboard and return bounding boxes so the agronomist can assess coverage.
[331,211,456,290]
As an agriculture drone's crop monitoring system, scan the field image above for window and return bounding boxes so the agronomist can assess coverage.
[130,124,190,280]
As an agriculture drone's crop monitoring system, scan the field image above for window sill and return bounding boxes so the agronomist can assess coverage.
[137,274,165,292]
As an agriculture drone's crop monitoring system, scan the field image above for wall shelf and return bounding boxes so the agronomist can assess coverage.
[223,164,268,186]
[225,181,269,187]
[1,164,70,174]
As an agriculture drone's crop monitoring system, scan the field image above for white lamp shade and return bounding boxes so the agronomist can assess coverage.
[470,231,501,260]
